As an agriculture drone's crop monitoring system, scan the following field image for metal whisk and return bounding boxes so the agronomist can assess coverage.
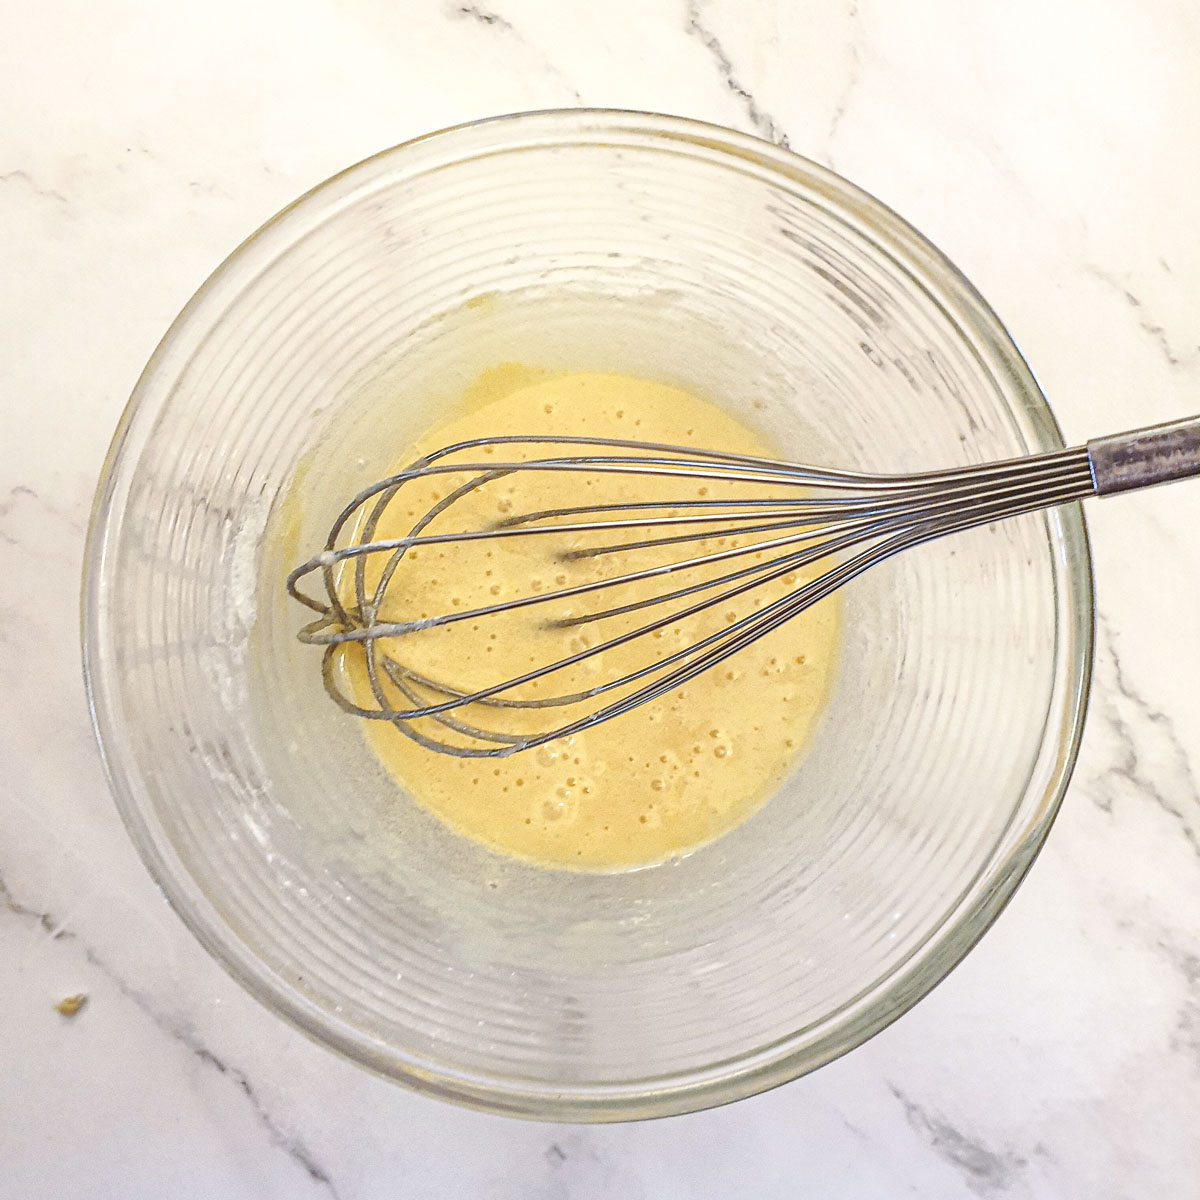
[288,415,1200,757]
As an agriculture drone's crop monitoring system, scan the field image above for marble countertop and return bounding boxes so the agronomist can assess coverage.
[3,1,1199,1196]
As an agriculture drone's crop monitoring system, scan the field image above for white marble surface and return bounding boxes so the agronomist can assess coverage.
[3,0,1199,1195]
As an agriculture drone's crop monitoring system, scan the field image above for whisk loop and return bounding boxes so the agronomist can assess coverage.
[288,416,1200,757]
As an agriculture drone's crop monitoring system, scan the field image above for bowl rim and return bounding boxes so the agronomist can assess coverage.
[81,107,1095,1121]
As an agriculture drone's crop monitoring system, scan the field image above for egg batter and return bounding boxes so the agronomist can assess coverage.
[339,367,839,871]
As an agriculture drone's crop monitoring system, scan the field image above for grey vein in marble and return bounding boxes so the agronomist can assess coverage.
[1082,265,1200,370]
[0,867,342,1200]
[1157,936,1200,1069]
[0,486,37,545]
[455,2,508,30]
[826,1,863,151]
[889,1084,1032,1198]
[1091,614,1200,859]
[684,0,789,146]
[0,168,72,209]
[1107,914,1200,1074]
[0,484,86,543]
[451,2,584,103]
[536,1130,629,1200]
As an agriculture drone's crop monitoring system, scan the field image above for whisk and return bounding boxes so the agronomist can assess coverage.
[287,415,1200,757]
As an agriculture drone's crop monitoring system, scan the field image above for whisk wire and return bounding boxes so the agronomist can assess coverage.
[285,432,1124,756]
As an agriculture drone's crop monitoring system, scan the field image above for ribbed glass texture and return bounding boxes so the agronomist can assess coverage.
[84,111,1093,1119]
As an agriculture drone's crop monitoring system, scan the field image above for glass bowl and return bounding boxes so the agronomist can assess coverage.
[83,110,1093,1120]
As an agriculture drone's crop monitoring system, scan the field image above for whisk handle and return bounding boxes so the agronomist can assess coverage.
[1087,415,1200,496]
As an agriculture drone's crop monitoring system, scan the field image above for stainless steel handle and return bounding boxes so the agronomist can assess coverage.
[1087,415,1200,496]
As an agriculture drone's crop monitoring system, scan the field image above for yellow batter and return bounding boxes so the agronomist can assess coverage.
[338,368,838,871]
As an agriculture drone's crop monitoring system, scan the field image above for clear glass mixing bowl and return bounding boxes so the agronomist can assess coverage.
[83,110,1093,1120]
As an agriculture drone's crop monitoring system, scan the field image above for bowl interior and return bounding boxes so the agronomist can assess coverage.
[84,111,1092,1119]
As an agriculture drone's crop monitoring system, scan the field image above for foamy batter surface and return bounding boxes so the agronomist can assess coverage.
[340,368,838,870]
